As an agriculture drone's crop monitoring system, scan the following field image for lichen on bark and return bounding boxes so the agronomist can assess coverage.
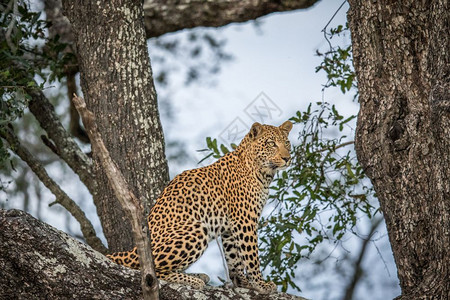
[0,209,307,300]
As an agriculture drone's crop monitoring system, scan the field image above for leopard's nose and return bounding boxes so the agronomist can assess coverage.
[282,157,290,163]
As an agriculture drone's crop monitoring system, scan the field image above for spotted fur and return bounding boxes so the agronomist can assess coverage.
[107,121,293,293]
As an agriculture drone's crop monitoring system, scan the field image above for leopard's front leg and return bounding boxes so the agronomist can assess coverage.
[231,220,277,294]
[221,231,251,288]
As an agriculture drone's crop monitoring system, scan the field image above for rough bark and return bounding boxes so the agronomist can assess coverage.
[72,94,159,298]
[143,0,319,38]
[62,0,170,251]
[0,209,306,300]
[348,1,450,299]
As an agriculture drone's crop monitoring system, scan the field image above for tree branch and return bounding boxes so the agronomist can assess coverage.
[143,0,319,38]
[341,216,384,300]
[72,94,159,299]
[44,0,89,144]
[27,87,96,194]
[46,0,319,41]
[316,141,355,153]
[0,209,307,299]
[0,127,107,254]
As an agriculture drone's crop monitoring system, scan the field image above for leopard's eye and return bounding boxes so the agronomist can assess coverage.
[285,141,290,148]
[266,140,276,147]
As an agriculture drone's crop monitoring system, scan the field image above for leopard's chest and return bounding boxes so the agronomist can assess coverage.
[202,185,268,238]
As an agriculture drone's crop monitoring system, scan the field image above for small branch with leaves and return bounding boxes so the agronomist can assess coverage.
[71,94,159,300]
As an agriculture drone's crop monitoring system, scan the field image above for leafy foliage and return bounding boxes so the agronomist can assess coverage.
[260,103,376,291]
[316,24,356,95]
[0,1,74,167]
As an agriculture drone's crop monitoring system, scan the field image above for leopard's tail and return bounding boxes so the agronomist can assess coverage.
[106,247,140,269]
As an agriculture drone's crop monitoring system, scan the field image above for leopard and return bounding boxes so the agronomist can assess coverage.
[107,120,293,294]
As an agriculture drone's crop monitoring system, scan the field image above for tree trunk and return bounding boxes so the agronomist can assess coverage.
[348,1,450,299]
[62,0,170,251]
[0,209,307,300]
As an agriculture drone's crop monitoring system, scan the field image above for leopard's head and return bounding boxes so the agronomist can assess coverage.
[241,120,293,174]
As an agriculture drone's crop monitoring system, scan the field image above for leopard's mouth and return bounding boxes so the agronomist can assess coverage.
[278,163,289,170]
[268,159,291,170]
[284,158,291,167]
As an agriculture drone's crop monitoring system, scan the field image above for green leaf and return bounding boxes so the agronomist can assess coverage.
[220,144,229,155]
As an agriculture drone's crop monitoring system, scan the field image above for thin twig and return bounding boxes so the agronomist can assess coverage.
[316,140,354,153]
[0,126,107,254]
[321,0,348,52]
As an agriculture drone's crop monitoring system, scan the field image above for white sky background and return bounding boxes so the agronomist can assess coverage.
[2,0,401,299]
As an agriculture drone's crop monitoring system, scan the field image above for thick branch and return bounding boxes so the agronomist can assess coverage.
[72,95,159,299]
[349,0,449,298]
[27,88,95,193]
[143,0,319,38]
[0,209,306,299]
[0,127,107,254]
[62,0,171,251]
[43,0,319,41]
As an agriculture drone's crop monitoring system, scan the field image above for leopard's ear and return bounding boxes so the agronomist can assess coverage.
[248,122,263,140]
[279,120,293,134]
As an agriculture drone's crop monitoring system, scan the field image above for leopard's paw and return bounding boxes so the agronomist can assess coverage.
[250,280,277,294]
[191,273,210,284]
[230,271,251,289]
